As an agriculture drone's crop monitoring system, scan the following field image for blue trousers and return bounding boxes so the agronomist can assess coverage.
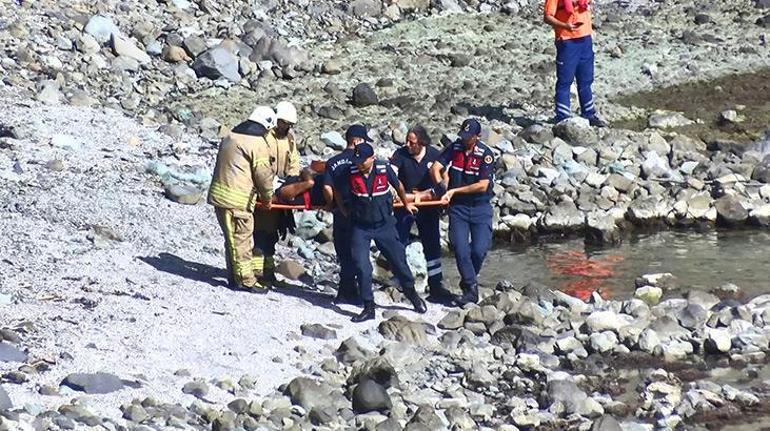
[351,221,415,302]
[448,203,493,287]
[333,212,358,297]
[395,208,443,289]
[555,35,596,121]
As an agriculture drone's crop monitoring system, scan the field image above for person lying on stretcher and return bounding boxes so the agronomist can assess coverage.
[272,168,329,208]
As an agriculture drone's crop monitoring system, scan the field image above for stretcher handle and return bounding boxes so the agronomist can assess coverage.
[257,199,447,211]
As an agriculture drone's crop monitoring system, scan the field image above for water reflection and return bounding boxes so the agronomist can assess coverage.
[449,230,770,299]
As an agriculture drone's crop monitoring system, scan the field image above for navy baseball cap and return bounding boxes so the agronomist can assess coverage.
[458,118,481,140]
[351,142,375,164]
[345,124,373,142]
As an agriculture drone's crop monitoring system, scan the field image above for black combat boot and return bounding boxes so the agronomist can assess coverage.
[426,283,456,306]
[455,282,479,306]
[403,288,427,314]
[351,301,376,322]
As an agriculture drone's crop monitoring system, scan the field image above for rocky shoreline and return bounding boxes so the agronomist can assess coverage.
[3,0,770,430]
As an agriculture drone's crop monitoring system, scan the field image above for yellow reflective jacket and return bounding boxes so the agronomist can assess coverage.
[265,129,301,178]
[207,131,274,212]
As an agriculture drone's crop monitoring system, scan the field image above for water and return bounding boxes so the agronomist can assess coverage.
[443,230,770,300]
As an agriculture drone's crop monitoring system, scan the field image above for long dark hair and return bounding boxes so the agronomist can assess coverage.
[408,125,432,147]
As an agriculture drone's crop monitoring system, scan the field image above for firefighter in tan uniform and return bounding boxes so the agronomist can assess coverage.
[253,101,301,286]
[208,106,276,292]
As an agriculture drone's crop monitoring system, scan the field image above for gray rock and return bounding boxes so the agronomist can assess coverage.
[111,35,151,64]
[714,195,748,226]
[553,117,598,146]
[547,379,591,416]
[121,404,149,422]
[309,406,337,425]
[704,329,731,354]
[438,310,465,330]
[352,83,378,107]
[335,337,372,364]
[464,364,495,389]
[648,111,693,129]
[586,311,629,332]
[0,342,27,363]
[300,323,337,340]
[378,316,429,345]
[352,379,391,414]
[37,80,63,105]
[227,398,248,414]
[285,377,333,410]
[183,36,208,58]
[541,199,584,232]
[592,415,622,431]
[295,212,326,240]
[182,381,209,399]
[0,386,11,411]
[321,131,346,150]
[164,184,202,205]
[191,47,241,82]
[677,303,707,330]
[85,15,120,44]
[61,373,124,394]
[589,331,618,353]
[586,211,621,245]
[406,405,446,430]
[350,0,382,17]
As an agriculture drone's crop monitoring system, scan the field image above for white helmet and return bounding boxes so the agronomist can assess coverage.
[248,105,277,129]
[275,101,298,124]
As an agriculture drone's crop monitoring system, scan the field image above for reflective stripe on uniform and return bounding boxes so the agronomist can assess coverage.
[252,255,264,272]
[209,181,253,210]
[426,258,442,268]
[427,267,443,277]
[222,210,253,284]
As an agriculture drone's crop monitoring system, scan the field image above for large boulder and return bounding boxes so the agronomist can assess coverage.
[540,199,584,233]
[61,373,125,394]
[352,379,391,413]
[378,316,430,345]
[284,377,334,410]
[553,117,598,146]
[714,195,748,226]
[191,47,241,82]
[0,342,27,363]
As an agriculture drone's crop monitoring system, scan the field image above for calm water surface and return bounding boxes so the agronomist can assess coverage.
[443,230,770,300]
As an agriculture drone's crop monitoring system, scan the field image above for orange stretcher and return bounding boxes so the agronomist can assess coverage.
[257,199,447,211]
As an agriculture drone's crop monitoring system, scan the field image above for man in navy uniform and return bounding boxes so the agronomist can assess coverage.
[324,125,372,305]
[343,142,427,322]
[390,125,455,305]
[430,119,496,306]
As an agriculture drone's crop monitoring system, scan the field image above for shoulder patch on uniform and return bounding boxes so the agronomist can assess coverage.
[484,155,493,164]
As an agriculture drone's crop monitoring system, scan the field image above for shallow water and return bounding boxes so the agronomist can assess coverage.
[443,230,770,300]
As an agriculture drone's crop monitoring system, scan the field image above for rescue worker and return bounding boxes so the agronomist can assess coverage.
[253,101,301,286]
[390,125,455,305]
[207,106,276,293]
[323,125,372,305]
[430,119,496,306]
[544,0,607,127]
[343,142,427,322]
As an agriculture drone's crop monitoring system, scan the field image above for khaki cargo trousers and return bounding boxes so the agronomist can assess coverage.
[215,207,258,288]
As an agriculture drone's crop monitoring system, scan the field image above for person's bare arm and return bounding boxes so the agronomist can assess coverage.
[395,181,417,214]
[442,179,490,203]
[430,161,445,185]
